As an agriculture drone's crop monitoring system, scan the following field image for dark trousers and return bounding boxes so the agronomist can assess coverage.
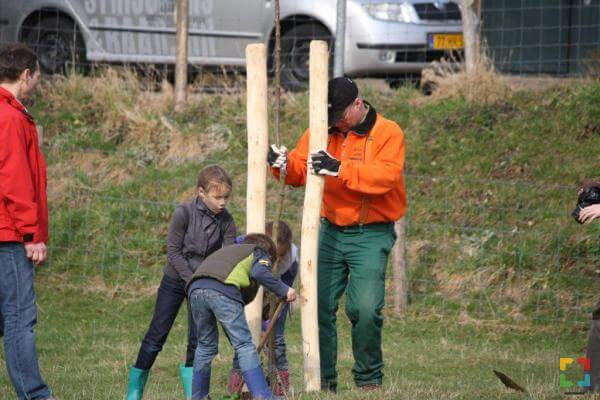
[135,274,197,370]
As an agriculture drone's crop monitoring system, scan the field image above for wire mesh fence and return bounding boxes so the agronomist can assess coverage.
[44,164,600,330]
[482,0,600,76]
[2,1,596,94]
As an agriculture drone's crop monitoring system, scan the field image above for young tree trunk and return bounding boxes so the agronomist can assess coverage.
[268,0,284,386]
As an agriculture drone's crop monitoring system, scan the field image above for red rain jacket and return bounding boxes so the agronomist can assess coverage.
[0,87,48,244]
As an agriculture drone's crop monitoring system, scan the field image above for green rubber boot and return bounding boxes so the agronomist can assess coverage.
[125,366,149,400]
[179,363,193,399]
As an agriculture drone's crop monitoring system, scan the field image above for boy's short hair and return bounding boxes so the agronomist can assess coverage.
[266,220,292,257]
[243,233,278,263]
[0,43,38,83]
[197,165,232,192]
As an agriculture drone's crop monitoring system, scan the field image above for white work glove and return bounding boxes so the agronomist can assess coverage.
[267,144,288,170]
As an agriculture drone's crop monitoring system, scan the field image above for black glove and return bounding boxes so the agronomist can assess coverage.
[309,150,340,176]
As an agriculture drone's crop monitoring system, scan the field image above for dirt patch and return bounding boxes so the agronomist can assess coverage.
[457,310,486,327]
[161,118,229,165]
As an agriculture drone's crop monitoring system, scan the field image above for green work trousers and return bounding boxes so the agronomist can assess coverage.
[317,219,396,390]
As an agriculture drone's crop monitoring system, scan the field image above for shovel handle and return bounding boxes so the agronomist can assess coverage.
[257,300,285,353]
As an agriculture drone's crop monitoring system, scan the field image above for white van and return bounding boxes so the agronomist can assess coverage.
[0,0,463,90]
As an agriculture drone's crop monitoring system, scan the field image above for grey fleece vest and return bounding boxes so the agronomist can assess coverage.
[186,244,260,305]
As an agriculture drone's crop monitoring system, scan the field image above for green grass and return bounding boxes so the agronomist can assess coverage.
[0,283,586,399]
[0,71,598,398]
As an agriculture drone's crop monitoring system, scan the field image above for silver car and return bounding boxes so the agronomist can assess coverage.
[0,0,463,90]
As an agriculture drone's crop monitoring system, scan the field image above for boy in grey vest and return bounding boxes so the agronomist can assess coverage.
[186,233,296,400]
[228,221,299,398]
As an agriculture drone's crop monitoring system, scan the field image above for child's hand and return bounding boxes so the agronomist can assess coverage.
[286,287,297,303]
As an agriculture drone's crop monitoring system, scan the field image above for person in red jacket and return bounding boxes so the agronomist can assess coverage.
[268,77,406,392]
[0,43,57,400]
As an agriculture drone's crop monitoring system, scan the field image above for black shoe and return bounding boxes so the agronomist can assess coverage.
[321,381,337,393]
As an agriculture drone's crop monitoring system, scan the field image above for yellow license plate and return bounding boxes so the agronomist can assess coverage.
[429,33,464,50]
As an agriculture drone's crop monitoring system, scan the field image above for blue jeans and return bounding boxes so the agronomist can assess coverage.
[0,242,52,400]
[232,303,290,371]
[189,288,260,375]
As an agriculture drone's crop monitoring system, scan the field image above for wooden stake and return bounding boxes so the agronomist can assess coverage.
[174,0,188,112]
[245,43,269,346]
[392,217,408,317]
[300,40,328,392]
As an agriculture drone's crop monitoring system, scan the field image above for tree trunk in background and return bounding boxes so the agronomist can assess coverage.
[459,0,482,73]
[174,0,188,112]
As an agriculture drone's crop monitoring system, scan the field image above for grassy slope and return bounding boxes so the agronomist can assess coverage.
[0,72,598,399]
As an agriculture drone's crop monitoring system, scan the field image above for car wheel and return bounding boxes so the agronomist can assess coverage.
[22,16,86,75]
[279,23,332,92]
[386,73,421,89]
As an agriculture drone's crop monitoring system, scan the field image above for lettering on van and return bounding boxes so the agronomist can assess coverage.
[85,0,216,57]
[83,0,214,17]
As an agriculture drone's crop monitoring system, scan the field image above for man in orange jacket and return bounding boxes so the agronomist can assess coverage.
[269,77,406,392]
[0,43,57,400]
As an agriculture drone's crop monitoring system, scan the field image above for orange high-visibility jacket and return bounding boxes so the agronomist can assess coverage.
[274,107,406,227]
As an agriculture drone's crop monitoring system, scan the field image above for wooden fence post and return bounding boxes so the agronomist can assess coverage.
[391,217,408,317]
